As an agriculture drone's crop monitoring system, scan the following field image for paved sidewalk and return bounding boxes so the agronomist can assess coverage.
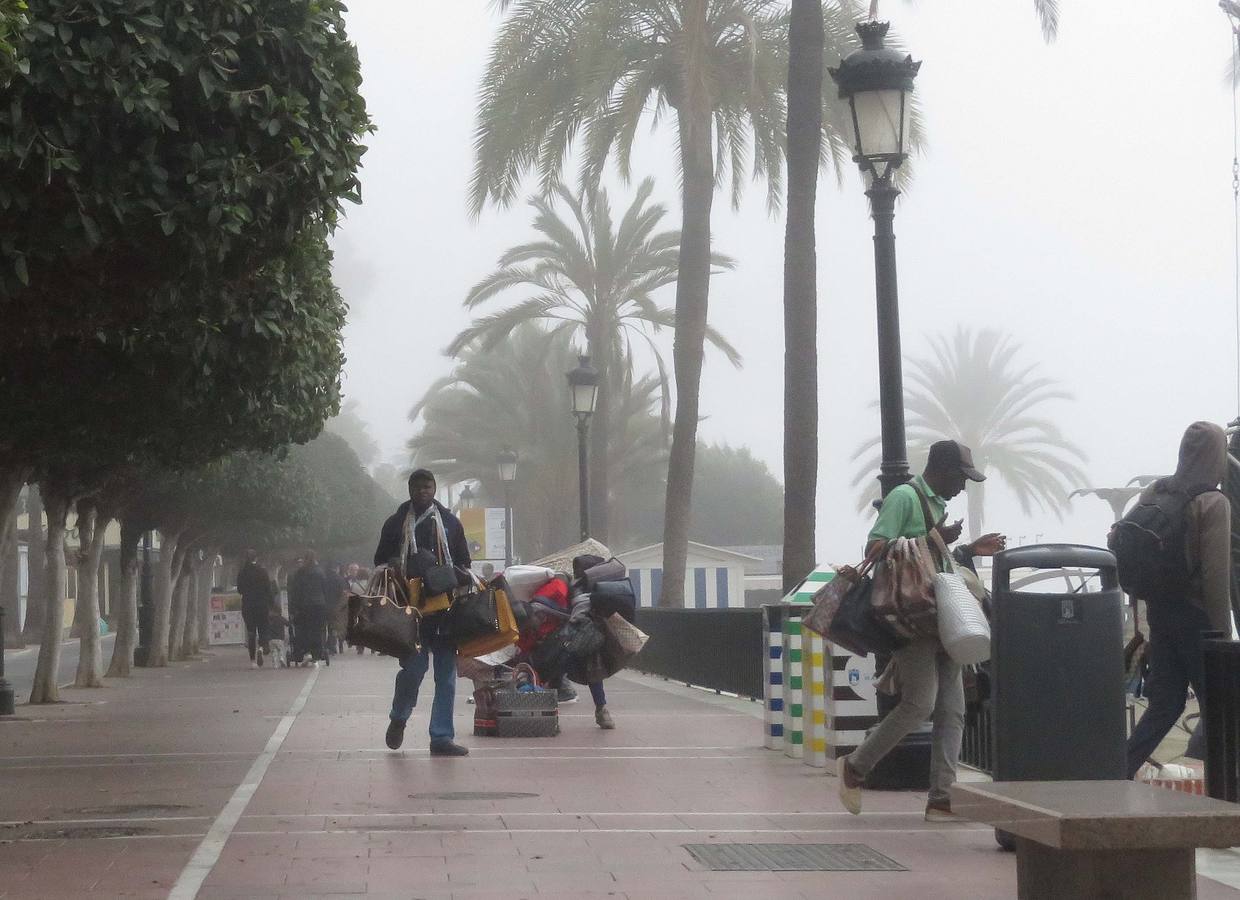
[2,648,1238,899]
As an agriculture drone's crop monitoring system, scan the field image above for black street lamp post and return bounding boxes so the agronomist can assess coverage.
[565,355,600,541]
[830,20,921,498]
[497,449,518,568]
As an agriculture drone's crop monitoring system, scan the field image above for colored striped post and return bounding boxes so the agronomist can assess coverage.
[761,604,785,749]
[825,645,880,759]
[782,607,805,759]
[802,630,828,768]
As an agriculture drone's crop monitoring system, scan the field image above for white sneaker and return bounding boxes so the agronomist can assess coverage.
[837,755,862,815]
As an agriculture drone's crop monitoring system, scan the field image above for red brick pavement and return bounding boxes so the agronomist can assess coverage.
[2,648,1239,899]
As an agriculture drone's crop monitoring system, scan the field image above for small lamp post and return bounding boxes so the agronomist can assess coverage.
[497,449,518,568]
[829,20,921,497]
[566,355,600,540]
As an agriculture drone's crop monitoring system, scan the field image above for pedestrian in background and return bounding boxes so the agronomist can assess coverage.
[237,549,273,668]
[288,550,328,665]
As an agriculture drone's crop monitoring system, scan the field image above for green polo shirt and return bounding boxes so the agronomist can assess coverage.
[868,475,946,543]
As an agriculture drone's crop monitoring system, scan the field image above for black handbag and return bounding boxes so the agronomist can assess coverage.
[347,568,421,658]
[445,586,501,645]
[828,572,909,657]
[591,578,637,623]
[414,548,458,597]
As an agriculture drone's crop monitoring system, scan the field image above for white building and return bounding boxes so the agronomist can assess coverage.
[617,541,762,609]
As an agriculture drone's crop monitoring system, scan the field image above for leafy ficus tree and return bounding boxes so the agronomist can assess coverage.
[0,0,370,679]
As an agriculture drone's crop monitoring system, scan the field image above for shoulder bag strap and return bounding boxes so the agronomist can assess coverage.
[909,483,953,572]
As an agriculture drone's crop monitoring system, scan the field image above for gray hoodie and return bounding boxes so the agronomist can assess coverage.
[1140,421,1232,632]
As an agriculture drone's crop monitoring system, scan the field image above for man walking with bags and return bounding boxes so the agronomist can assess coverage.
[1115,422,1232,778]
[374,469,471,756]
[837,440,1004,822]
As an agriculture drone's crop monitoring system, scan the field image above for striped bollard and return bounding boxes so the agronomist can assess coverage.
[801,630,828,768]
[782,607,805,759]
[761,604,785,750]
[825,644,880,760]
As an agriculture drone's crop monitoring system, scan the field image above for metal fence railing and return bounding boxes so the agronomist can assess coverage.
[632,607,765,700]
[961,702,993,774]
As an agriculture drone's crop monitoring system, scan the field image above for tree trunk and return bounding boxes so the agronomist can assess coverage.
[21,484,46,643]
[106,519,140,678]
[0,466,28,647]
[781,0,824,594]
[181,555,200,657]
[73,503,109,688]
[660,36,715,608]
[29,487,71,704]
[588,330,612,544]
[168,550,190,662]
[195,549,215,651]
[147,529,180,668]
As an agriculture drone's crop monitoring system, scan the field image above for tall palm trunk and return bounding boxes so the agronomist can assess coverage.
[73,502,108,688]
[29,486,71,704]
[588,330,611,543]
[147,528,180,668]
[0,466,27,645]
[21,484,45,643]
[106,518,140,677]
[966,479,985,542]
[781,0,824,594]
[661,11,715,608]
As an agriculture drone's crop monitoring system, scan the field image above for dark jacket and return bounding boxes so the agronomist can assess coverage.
[289,563,328,613]
[236,561,273,612]
[373,499,471,576]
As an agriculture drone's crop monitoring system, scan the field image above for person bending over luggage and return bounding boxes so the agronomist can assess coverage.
[374,468,472,756]
[836,440,1003,823]
[1117,422,1232,779]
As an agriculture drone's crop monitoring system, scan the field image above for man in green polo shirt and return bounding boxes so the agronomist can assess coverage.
[837,440,1004,822]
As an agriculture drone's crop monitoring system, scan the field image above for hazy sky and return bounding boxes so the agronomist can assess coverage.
[331,1,1240,561]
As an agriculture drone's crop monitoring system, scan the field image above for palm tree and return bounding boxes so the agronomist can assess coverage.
[411,324,666,560]
[782,0,824,594]
[472,1,860,605]
[850,328,1088,538]
[448,178,739,542]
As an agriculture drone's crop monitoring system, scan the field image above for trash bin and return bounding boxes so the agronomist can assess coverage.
[990,544,1126,849]
[991,544,1126,784]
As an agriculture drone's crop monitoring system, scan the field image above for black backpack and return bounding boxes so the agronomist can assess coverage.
[1108,482,1217,602]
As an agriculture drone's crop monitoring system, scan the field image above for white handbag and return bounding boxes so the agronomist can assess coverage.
[934,564,991,665]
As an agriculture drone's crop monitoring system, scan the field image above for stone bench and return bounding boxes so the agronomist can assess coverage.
[951,780,1240,900]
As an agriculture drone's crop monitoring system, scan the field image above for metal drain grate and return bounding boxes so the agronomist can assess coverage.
[683,843,906,872]
[408,791,539,801]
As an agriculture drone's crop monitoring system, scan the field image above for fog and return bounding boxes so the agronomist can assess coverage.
[331,0,1239,563]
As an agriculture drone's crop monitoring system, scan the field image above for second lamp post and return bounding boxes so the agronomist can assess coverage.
[566,355,599,541]
[496,449,517,568]
[829,20,920,498]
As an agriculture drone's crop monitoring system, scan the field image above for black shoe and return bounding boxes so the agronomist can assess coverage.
[429,740,469,757]
[385,719,406,750]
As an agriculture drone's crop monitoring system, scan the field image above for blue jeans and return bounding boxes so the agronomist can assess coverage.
[1126,602,1212,778]
[390,642,457,742]
[589,682,607,707]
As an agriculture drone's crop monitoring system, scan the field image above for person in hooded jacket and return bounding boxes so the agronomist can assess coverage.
[237,549,274,667]
[1125,421,1233,779]
[374,469,471,756]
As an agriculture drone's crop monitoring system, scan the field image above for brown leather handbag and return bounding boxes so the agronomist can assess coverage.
[347,567,422,658]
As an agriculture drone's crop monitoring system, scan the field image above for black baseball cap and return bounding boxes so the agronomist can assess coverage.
[927,440,986,482]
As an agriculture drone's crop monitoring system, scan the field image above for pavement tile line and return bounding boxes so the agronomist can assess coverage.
[167,665,319,900]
